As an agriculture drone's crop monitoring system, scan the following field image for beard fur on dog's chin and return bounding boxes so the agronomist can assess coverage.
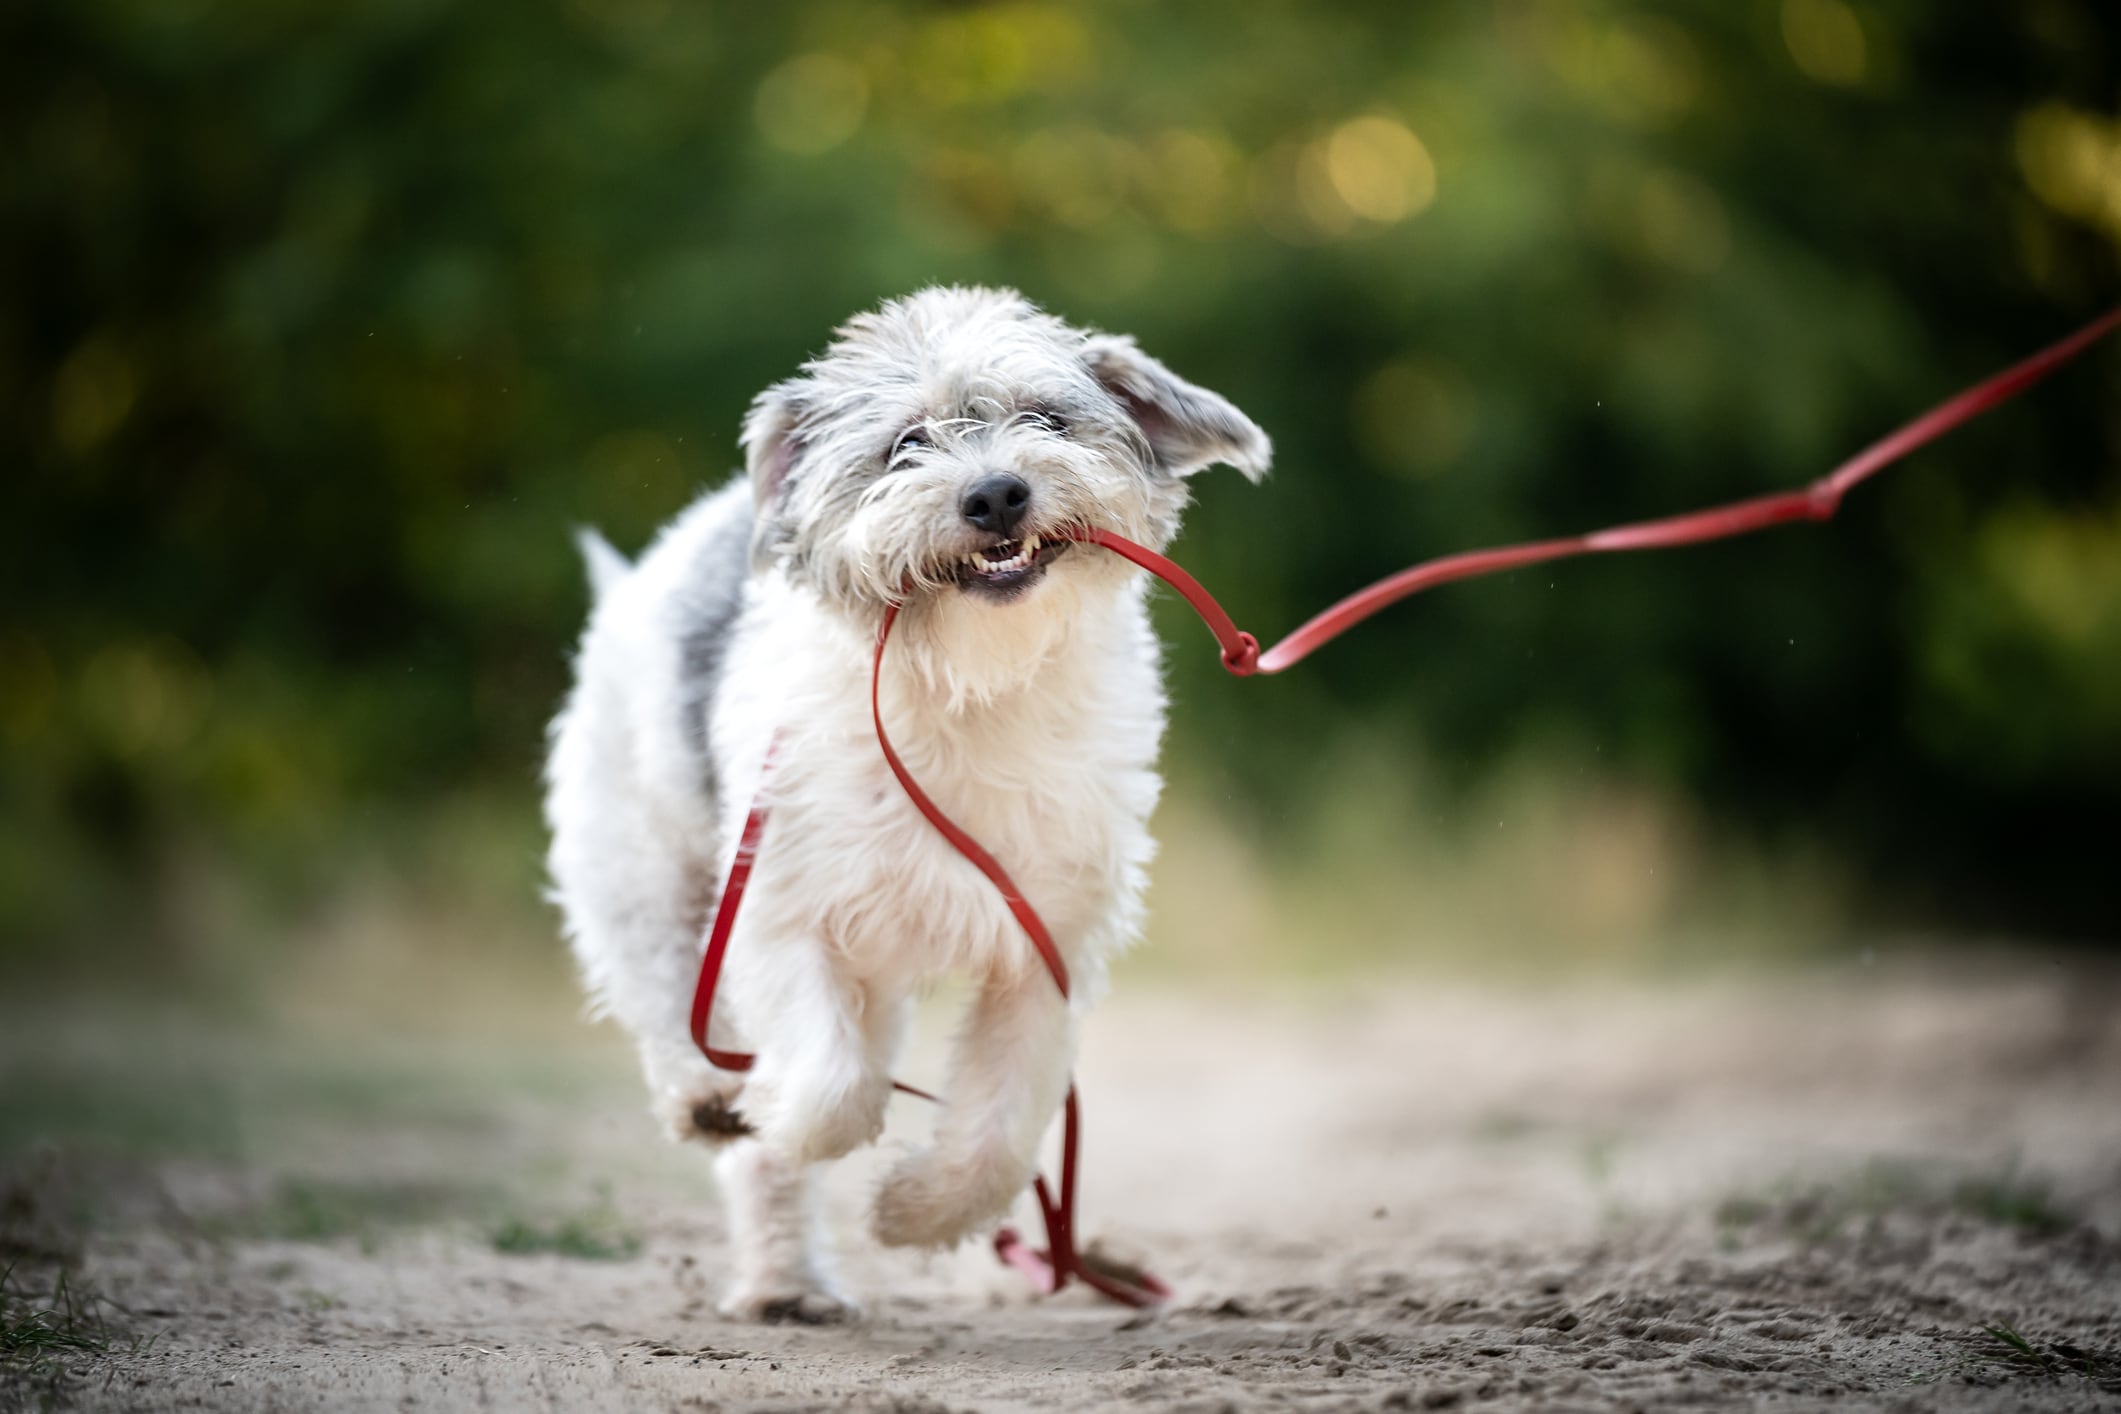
[872,565,1112,713]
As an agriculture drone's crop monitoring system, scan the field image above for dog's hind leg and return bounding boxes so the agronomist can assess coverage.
[550,795,747,1145]
[597,878,754,1148]
[870,966,1075,1250]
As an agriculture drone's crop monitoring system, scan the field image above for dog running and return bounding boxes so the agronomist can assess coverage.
[544,286,1270,1321]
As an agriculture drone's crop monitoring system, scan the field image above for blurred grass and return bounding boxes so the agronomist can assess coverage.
[203,1177,487,1250]
[0,980,684,1270]
[1715,1157,2080,1246]
[1144,744,1849,982]
[0,1267,107,1361]
[490,1193,643,1261]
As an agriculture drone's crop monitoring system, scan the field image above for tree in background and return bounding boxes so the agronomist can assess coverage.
[3,1,2116,969]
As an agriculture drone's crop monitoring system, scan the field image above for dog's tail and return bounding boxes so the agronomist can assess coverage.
[574,527,632,602]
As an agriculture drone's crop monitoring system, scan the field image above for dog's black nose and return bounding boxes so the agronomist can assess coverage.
[960,473,1032,536]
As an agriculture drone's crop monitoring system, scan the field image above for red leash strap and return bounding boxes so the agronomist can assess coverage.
[1078,305,2121,675]
[689,305,2115,1312]
[686,746,945,1102]
[868,606,1171,1308]
[687,745,771,1074]
[871,605,1071,1000]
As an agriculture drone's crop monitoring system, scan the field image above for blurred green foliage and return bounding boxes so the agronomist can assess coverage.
[3,0,2117,969]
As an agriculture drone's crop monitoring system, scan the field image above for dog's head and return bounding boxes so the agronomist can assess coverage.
[743,286,1270,613]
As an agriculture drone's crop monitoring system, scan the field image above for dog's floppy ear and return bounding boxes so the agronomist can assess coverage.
[742,381,805,508]
[1083,335,1271,481]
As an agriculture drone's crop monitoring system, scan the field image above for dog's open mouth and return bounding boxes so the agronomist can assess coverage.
[953,532,1069,598]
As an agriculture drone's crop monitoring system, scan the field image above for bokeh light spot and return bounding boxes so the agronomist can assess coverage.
[53,334,136,457]
[2015,103,2121,240]
[1532,8,1701,129]
[755,53,869,155]
[0,632,58,746]
[1600,20,1701,127]
[1781,0,1867,87]
[908,10,1034,108]
[80,637,213,758]
[1325,117,1437,224]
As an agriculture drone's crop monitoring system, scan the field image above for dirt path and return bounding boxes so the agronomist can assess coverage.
[6,957,2119,1412]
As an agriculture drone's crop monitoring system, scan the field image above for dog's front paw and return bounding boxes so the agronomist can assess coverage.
[719,1281,861,1325]
[871,1147,1030,1250]
[748,1067,891,1165]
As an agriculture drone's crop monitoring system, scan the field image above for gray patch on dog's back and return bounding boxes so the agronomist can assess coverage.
[669,493,755,790]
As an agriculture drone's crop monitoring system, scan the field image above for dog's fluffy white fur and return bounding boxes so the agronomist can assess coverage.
[544,286,1268,1321]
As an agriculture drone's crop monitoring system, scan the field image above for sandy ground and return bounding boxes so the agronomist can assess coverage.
[5,955,2119,1412]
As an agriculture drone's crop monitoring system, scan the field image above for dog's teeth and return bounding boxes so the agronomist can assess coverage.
[962,537,1044,578]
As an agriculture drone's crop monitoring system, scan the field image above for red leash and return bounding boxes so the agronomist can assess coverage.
[1081,305,2121,677]
[691,305,2118,1309]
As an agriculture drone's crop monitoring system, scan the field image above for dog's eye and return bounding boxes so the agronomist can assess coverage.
[1023,408,1069,436]
[891,426,932,460]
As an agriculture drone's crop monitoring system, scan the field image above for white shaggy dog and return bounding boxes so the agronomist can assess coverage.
[544,286,1269,1321]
